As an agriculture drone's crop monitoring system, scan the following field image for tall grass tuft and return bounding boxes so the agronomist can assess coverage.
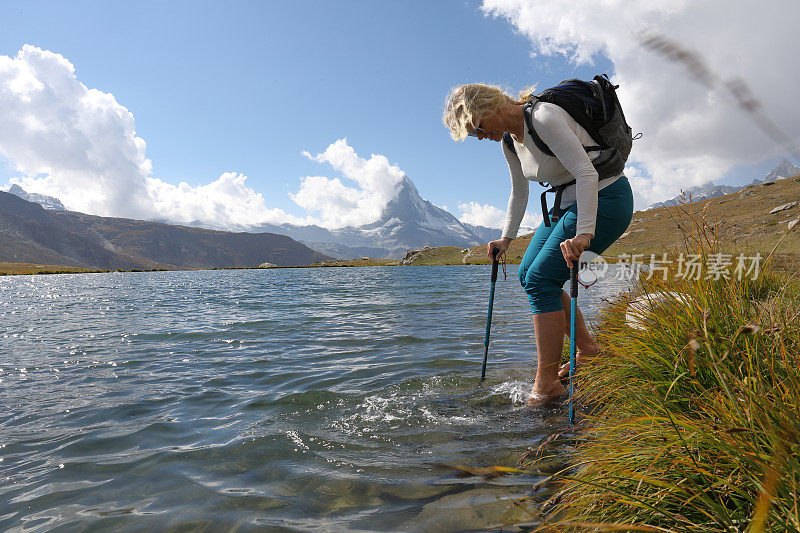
[541,201,800,531]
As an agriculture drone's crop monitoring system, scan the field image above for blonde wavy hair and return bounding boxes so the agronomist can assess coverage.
[442,83,538,141]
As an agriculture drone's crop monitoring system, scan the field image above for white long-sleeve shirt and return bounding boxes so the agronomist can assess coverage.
[501,101,622,240]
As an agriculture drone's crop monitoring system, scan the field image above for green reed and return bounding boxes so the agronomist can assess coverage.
[539,202,800,531]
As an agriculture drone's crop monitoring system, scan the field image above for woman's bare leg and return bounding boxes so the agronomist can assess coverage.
[527,310,567,404]
[558,290,599,378]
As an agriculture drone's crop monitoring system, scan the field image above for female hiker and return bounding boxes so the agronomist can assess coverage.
[442,82,633,405]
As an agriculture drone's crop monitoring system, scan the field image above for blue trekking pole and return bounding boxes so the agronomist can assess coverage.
[480,248,500,382]
[568,262,579,424]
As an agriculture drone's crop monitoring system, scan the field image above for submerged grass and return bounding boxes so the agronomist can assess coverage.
[538,202,800,531]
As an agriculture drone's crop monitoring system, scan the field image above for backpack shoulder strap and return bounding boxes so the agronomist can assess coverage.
[525,98,603,155]
[523,101,555,156]
[590,79,608,122]
[502,132,517,154]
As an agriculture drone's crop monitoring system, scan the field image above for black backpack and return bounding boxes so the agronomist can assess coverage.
[504,74,637,227]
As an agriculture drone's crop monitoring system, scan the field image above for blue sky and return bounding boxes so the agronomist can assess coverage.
[0,0,797,230]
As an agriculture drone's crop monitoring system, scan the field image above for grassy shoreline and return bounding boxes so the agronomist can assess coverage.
[0,262,154,276]
[520,205,800,531]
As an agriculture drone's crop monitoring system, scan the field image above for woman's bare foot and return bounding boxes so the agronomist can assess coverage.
[558,348,600,380]
[526,380,565,406]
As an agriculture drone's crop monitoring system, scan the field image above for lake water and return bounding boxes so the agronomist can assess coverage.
[0,265,632,532]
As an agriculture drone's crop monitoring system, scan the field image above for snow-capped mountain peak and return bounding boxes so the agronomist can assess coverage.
[359,176,483,255]
[765,159,800,182]
[7,184,66,210]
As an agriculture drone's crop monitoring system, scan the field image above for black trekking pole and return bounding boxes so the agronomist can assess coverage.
[480,248,500,382]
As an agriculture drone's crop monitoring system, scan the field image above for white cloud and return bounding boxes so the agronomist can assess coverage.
[296,138,406,228]
[458,201,542,234]
[458,202,505,228]
[0,45,155,219]
[144,172,310,228]
[481,0,800,209]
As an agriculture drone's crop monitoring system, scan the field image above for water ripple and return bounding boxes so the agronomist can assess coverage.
[0,265,633,531]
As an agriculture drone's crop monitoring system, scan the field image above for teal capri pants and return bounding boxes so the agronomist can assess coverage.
[518,176,633,314]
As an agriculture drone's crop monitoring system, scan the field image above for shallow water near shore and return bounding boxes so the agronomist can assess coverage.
[1,265,632,532]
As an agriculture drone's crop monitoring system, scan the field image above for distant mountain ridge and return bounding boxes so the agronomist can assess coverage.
[7,184,66,210]
[649,159,800,209]
[462,223,501,243]
[0,191,331,269]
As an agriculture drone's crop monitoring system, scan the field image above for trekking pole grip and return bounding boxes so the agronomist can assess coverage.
[570,263,578,298]
[491,248,499,282]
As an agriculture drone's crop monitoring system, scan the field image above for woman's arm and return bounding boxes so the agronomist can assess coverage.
[500,139,529,240]
[487,140,528,259]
